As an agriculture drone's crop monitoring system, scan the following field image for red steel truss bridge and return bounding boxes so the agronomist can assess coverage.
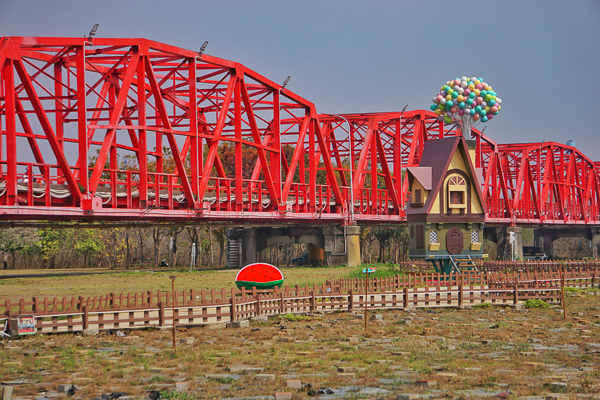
[1,36,599,226]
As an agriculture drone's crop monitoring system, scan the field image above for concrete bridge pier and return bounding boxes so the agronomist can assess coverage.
[484,226,523,260]
[533,227,600,259]
[226,223,361,268]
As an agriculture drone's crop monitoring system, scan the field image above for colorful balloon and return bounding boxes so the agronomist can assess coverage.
[431,76,501,125]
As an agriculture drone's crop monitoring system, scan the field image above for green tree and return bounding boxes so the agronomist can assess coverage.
[0,228,40,269]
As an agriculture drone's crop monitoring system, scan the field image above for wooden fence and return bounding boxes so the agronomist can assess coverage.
[1,268,596,335]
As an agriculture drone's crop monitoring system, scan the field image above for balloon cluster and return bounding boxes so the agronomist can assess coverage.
[430,76,502,124]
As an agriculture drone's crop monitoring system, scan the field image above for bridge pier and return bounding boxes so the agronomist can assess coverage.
[226,223,361,268]
[484,226,523,260]
[533,227,599,259]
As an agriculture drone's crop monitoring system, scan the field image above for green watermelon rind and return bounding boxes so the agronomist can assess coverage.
[235,279,284,290]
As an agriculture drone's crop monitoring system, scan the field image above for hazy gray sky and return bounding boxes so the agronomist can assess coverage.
[2,0,600,158]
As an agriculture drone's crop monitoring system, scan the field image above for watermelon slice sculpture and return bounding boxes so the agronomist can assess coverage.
[235,263,284,290]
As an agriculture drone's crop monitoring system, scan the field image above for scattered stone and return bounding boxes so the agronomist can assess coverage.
[286,380,302,389]
[83,329,99,336]
[525,362,545,369]
[391,351,410,356]
[179,338,194,345]
[370,314,383,321]
[252,315,268,323]
[546,395,570,400]
[354,314,365,320]
[2,386,14,400]
[481,340,493,345]
[337,373,355,379]
[227,320,250,328]
[337,366,356,373]
[255,374,276,381]
[123,336,139,341]
[374,360,393,364]
[549,382,567,388]
[396,395,422,400]
[275,393,292,400]
[175,381,189,392]
[434,372,459,381]
[206,374,242,381]
[57,384,75,393]
[416,380,437,387]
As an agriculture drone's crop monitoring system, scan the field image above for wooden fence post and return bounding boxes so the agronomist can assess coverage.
[458,285,463,307]
[280,292,285,314]
[349,289,354,311]
[82,305,89,330]
[310,290,316,312]
[403,287,409,309]
[513,279,518,305]
[255,293,261,316]
[158,302,165,327]
[230,295,236,321]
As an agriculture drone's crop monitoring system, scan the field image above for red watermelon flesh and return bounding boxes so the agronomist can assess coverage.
[235,263,284,290]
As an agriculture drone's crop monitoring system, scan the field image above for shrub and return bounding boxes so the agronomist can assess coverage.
[523,299,549,309]
[281,313,307,321]
[474,302,492,309]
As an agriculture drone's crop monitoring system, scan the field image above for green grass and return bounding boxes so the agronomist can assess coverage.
[345,263,404,279]
[0,266,352,301]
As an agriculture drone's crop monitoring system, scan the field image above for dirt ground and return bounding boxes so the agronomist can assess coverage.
[1,288,600,400]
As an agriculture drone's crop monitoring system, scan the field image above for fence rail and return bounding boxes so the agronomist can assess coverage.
[1,268,596,335]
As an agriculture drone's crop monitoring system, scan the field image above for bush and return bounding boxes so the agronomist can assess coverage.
[523,299,549,309]
[281,313,307,321]
[474,302,492,309]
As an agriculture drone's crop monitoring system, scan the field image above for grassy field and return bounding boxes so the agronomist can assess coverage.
[0,264,402,301]
[1,289,599,399]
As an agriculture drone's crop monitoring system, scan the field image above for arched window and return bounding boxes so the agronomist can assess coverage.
[429,230,438,244]
[447,174,466,210]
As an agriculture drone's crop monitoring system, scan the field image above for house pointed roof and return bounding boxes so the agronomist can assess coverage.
[406,136,485,216]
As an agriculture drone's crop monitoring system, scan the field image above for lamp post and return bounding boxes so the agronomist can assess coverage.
[169,275,177,350]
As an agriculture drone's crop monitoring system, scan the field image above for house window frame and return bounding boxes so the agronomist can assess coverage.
[447,175,467,210]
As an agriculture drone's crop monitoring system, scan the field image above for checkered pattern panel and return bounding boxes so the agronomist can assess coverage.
[429,230,438,244]
[471,230,479,243]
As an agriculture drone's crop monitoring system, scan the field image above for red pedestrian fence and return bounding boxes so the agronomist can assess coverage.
[1,267,596,335]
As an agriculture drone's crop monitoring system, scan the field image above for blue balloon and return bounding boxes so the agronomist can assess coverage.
[430,104,438,111]
[480,90,488,97]
[488,99,496,106]
[445,102,453,110]
[469,92,476,99]
[479,110,486,117]
[451,91,459,99]
[459,102,465,109]
[470,109,476,116]
[481,116,489,122]
[475,105,482,113]
[466,98,474,106]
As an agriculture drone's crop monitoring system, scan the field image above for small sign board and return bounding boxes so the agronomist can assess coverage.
[362,268,376,274]
[10,315,36,335]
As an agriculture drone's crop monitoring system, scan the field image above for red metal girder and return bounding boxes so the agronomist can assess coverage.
[143,54,195,208]
[89,50,139,195]
[282,115,310,200]
[197,73,236,201]
[13,58,82,203]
